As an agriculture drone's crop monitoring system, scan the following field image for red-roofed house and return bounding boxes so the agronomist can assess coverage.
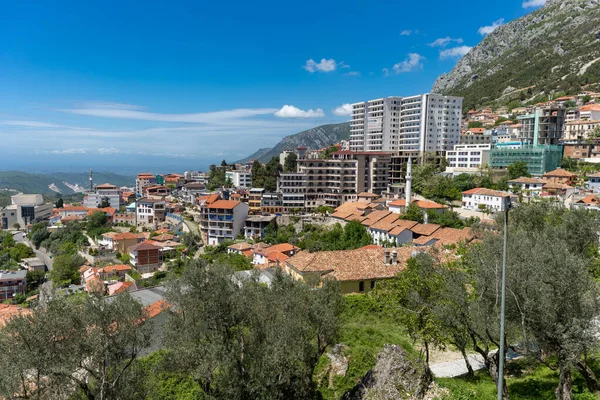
[129,241,163,274]
[200,199,249,246]
[98,264,132,280]
[252,243,299,266]
[387,199,448,214]
[462,188,511,212]
[542,168,577,186]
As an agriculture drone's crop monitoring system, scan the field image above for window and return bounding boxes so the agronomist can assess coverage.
[359,281,365,292]
[370,280,376,289]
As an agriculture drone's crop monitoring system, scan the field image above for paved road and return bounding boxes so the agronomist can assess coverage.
[13,231,54,271]
[430,354,486,378]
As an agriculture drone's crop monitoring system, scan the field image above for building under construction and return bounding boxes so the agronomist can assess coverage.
[490,145,563,176]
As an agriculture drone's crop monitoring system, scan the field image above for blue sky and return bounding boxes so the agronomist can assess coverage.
[0,0,546,173]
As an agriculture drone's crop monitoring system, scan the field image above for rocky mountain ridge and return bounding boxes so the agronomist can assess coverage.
[433,0,600,110]
[237,122,350,163]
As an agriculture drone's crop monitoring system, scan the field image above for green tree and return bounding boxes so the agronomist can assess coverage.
[373,253,445,385]
[564,100,577,109]
[468,121,484,129]
[583,95,592,104]
[163,260,342,399]
[284,152,298,172]
[99,196,111,208]
[0,293,151,399]
[26,270,45,292]
[49,253,86,286]
[401,202,424,223]
[55,197,64,208]
[87,210,109,237]
[251,160,266,189]
[221,159,228,167]
[507,161,531,179]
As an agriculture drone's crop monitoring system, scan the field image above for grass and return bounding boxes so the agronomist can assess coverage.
[314,294,415,400]
[437,358,599,400]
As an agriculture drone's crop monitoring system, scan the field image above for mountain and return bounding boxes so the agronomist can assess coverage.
[0,171,135,195]
[237,122,351,163]
[432,0,600,110]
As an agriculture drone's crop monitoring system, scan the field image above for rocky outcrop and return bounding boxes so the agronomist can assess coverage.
[342,345,431,400]
[236,122,350,163]
[432,0,600,109]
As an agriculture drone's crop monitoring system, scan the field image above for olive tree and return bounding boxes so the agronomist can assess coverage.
[163,260,342,399]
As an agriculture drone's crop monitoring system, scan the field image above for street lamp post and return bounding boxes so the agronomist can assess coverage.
[497,196,511,400]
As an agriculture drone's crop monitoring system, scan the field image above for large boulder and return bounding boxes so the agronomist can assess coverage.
[342,345,431,400]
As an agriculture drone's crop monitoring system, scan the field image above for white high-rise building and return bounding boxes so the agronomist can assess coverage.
[350,94,463,154]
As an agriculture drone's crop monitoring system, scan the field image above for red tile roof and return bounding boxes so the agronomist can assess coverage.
[388,199,448,209]
[129,241,161,252]
[411,223,441,236]
[578,195,600,205]
[462,188,511,197]
[98,264,132,274]
[264,243,298,254]
[206,200,240,210]
[143,300,170,320]
[286,247,417,281]
[543,168,577,178]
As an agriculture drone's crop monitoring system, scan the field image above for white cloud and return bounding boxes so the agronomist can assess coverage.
[399,30,412,36]
[274,105,325,118]
[345,71,360,76]
[386,53,425,74]
[478,19,504,35]
[333,104,353,117]
[429,37,464,47]
[51,148,88,154]
[303,58,338,73]
[76,101,146,110]
[522,0,546,8]
[98,147,120,154]
[60,106,278,123]
[439,46,473,59]
[1,120,89,130]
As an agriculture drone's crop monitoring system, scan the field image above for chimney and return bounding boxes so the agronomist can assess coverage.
[384,250,391,265]
[391,251,398,265]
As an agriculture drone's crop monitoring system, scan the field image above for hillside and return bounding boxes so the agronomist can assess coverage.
[237,122,350,163]
[0,171,134,194]
[433,0,600,110]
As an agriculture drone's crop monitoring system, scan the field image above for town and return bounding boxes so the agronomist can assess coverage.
[2,90,600,398]
[3,0,600,398]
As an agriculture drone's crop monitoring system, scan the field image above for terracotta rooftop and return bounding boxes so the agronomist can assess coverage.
[462,188,511,197]
[357,192,380,198]
[129,241,161,252]
[543,182,574,190]
[388,199,448,209]
[263,243,298,254]
[368,213,401,232]
[360,210,392,228]
[153,233,175,242]
[0,304,31,327]
[228,242,253,251]
[206,200,241,210]
[99,264,132,274]
[62,205,88,212]
[578,195,600,205]
[411,223,441,236]
[543,168,577,177]
[286,247,418,282]
[388,220,419,236]
[113,232,141,241]
[507,177,546,184]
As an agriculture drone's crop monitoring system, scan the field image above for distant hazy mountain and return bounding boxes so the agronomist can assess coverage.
[0,171,135,194]
[432,0,600,110]
[237,122,351,163]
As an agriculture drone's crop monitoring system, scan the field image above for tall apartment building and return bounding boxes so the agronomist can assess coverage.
[248,188,265,214]
[278,151,390,210]
[1,194,52,229]
[199,200,249,246]
[136,173,157,197]
[83,183,122,209]
[517,106,566,146]
[350,94,463,154]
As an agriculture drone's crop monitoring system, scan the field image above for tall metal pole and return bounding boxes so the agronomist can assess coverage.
[497,198,509,400]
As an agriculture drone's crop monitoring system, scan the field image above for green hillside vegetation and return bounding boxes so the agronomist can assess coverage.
[434,0,600,111]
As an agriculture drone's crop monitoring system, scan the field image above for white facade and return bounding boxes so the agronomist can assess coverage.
[350,94,463,154]
[201,201,250,246]
[280,150,294,166]
[136,199,166,229]
[83,184,122,209]
[445,144,491,175]
[225,170,252,189]
[462,189,510,212]
[1,194,52,229]
[369,228,413,246]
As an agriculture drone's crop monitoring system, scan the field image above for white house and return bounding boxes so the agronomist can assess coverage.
[225,170,252,189]
[201,200,249,246]
[462,188,511,212]
[83,183,122,209]
[507,177,546,198]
